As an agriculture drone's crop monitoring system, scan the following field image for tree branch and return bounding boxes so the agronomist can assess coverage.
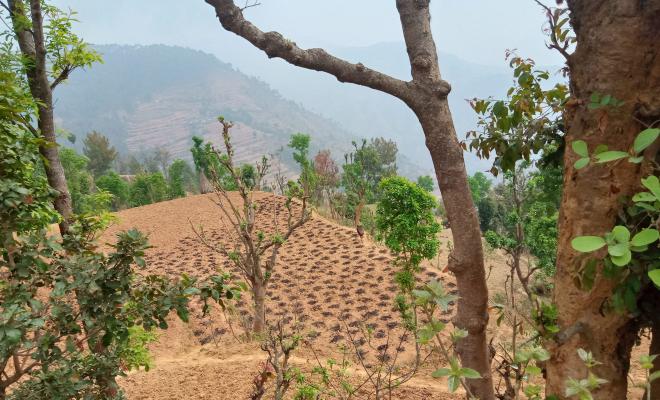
[204,0,415,102]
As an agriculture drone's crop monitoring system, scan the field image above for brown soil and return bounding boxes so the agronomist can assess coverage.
[100,193,648,399]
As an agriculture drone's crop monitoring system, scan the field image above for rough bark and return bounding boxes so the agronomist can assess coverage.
[204,1,494,397]
[8,0,73,234]
[252,278,266,333]
[547,1,660,398]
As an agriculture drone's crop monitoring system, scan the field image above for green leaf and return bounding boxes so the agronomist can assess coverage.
[595,151,629,163]
[572,140,588,158]
[650,370,660,382]
[447,375,460,393]
[572,236,606,252]
[594,144,609,154]
[431,368,451,378]
[642,176,660,199]
[628,156,644,164]
[633,192,656,202]
[574,157,590,170]
[630,229,659,247]
[607,243,628,257]
[610,250,632,267]
[649,270,660,287]
[633,128,659,154]
[460,368,481,379]
[612,226,630,243]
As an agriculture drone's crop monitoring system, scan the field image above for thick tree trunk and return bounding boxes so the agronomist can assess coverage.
[8,0,73,234]
[252,279,266,333]
[396,1,494,397]
[547,1,660,399]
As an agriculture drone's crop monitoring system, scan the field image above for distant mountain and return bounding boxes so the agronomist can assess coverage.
[218,42,513,175]
[54,44,424,178]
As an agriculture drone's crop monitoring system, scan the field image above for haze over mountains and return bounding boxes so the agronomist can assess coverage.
[54,43,513,177]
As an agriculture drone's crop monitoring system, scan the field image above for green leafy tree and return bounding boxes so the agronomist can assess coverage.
[416,175,435,192]
[129,172,168,207]
[82,131,118,177]
[167,159,196,199]
[191,135,235,193]
[59,147,110,215]
[96,171,130,210]
[342,138,398,232]
[0,93,241,398]
[468,172,495,232]
[3,0,102,233]
[288,133,317,197]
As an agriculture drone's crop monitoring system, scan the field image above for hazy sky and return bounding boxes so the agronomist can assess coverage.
[52,0,563,70]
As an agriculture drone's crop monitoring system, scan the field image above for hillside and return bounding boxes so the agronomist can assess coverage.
[102,193,467,399]
[225,42,515,175]
[53,44,427,178]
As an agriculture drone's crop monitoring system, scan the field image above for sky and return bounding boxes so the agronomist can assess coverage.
[51,0,563,71]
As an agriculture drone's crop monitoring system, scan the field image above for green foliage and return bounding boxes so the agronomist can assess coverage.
[40,3,103,83]
[60,147,92,209]
[416,175,435,192]
[289,133,317,196]
[190,135,235,190]
[167,159,196,199]
[571,128,659,170]
[342,138,398,212]
[570,127,659,312]
[468,172,495,231]
[129,173,169,207]
[96,171,130,210]
[564,349,608,399]
[83,131,118,177]
[0,123,58,232]
[467,54,568,174]
[376,176,440,268]
[484,164,560,276]
[431,357,481,393]
[116,326,158,372]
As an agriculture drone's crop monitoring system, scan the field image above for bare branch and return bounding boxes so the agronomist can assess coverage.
[204,0,415,102]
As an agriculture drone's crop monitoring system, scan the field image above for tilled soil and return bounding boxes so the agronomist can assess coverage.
[103,193,463,399]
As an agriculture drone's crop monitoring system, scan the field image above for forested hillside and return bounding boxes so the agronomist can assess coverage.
[54,44,426,175]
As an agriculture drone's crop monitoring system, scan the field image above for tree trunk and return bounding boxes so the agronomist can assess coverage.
[547,1,660,398]
[8,0,73,234]
[253,278,266,333]
[646,323,660,400]
[416,101,494,399]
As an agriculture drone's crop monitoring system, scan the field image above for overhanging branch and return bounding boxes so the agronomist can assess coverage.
[204,0,415,103]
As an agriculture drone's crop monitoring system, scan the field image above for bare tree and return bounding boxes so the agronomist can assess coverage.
[193,118,311,333]
[203,1,493,397]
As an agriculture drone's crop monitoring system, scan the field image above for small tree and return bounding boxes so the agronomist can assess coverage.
[129,172,168,207]
[416,175,435,192]
[1,107,240,398]
[376,177,482,396]
[168,159,196,199]
[82,131,118,178]
[193,118,311,333]
[96,171,130,211]
[288,133,316,197]
[313,149,340,209]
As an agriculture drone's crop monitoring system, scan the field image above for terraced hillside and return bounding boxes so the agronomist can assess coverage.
[54,44,424,177]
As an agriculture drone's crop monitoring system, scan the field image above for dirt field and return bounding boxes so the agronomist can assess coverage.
[101,193,648,399]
